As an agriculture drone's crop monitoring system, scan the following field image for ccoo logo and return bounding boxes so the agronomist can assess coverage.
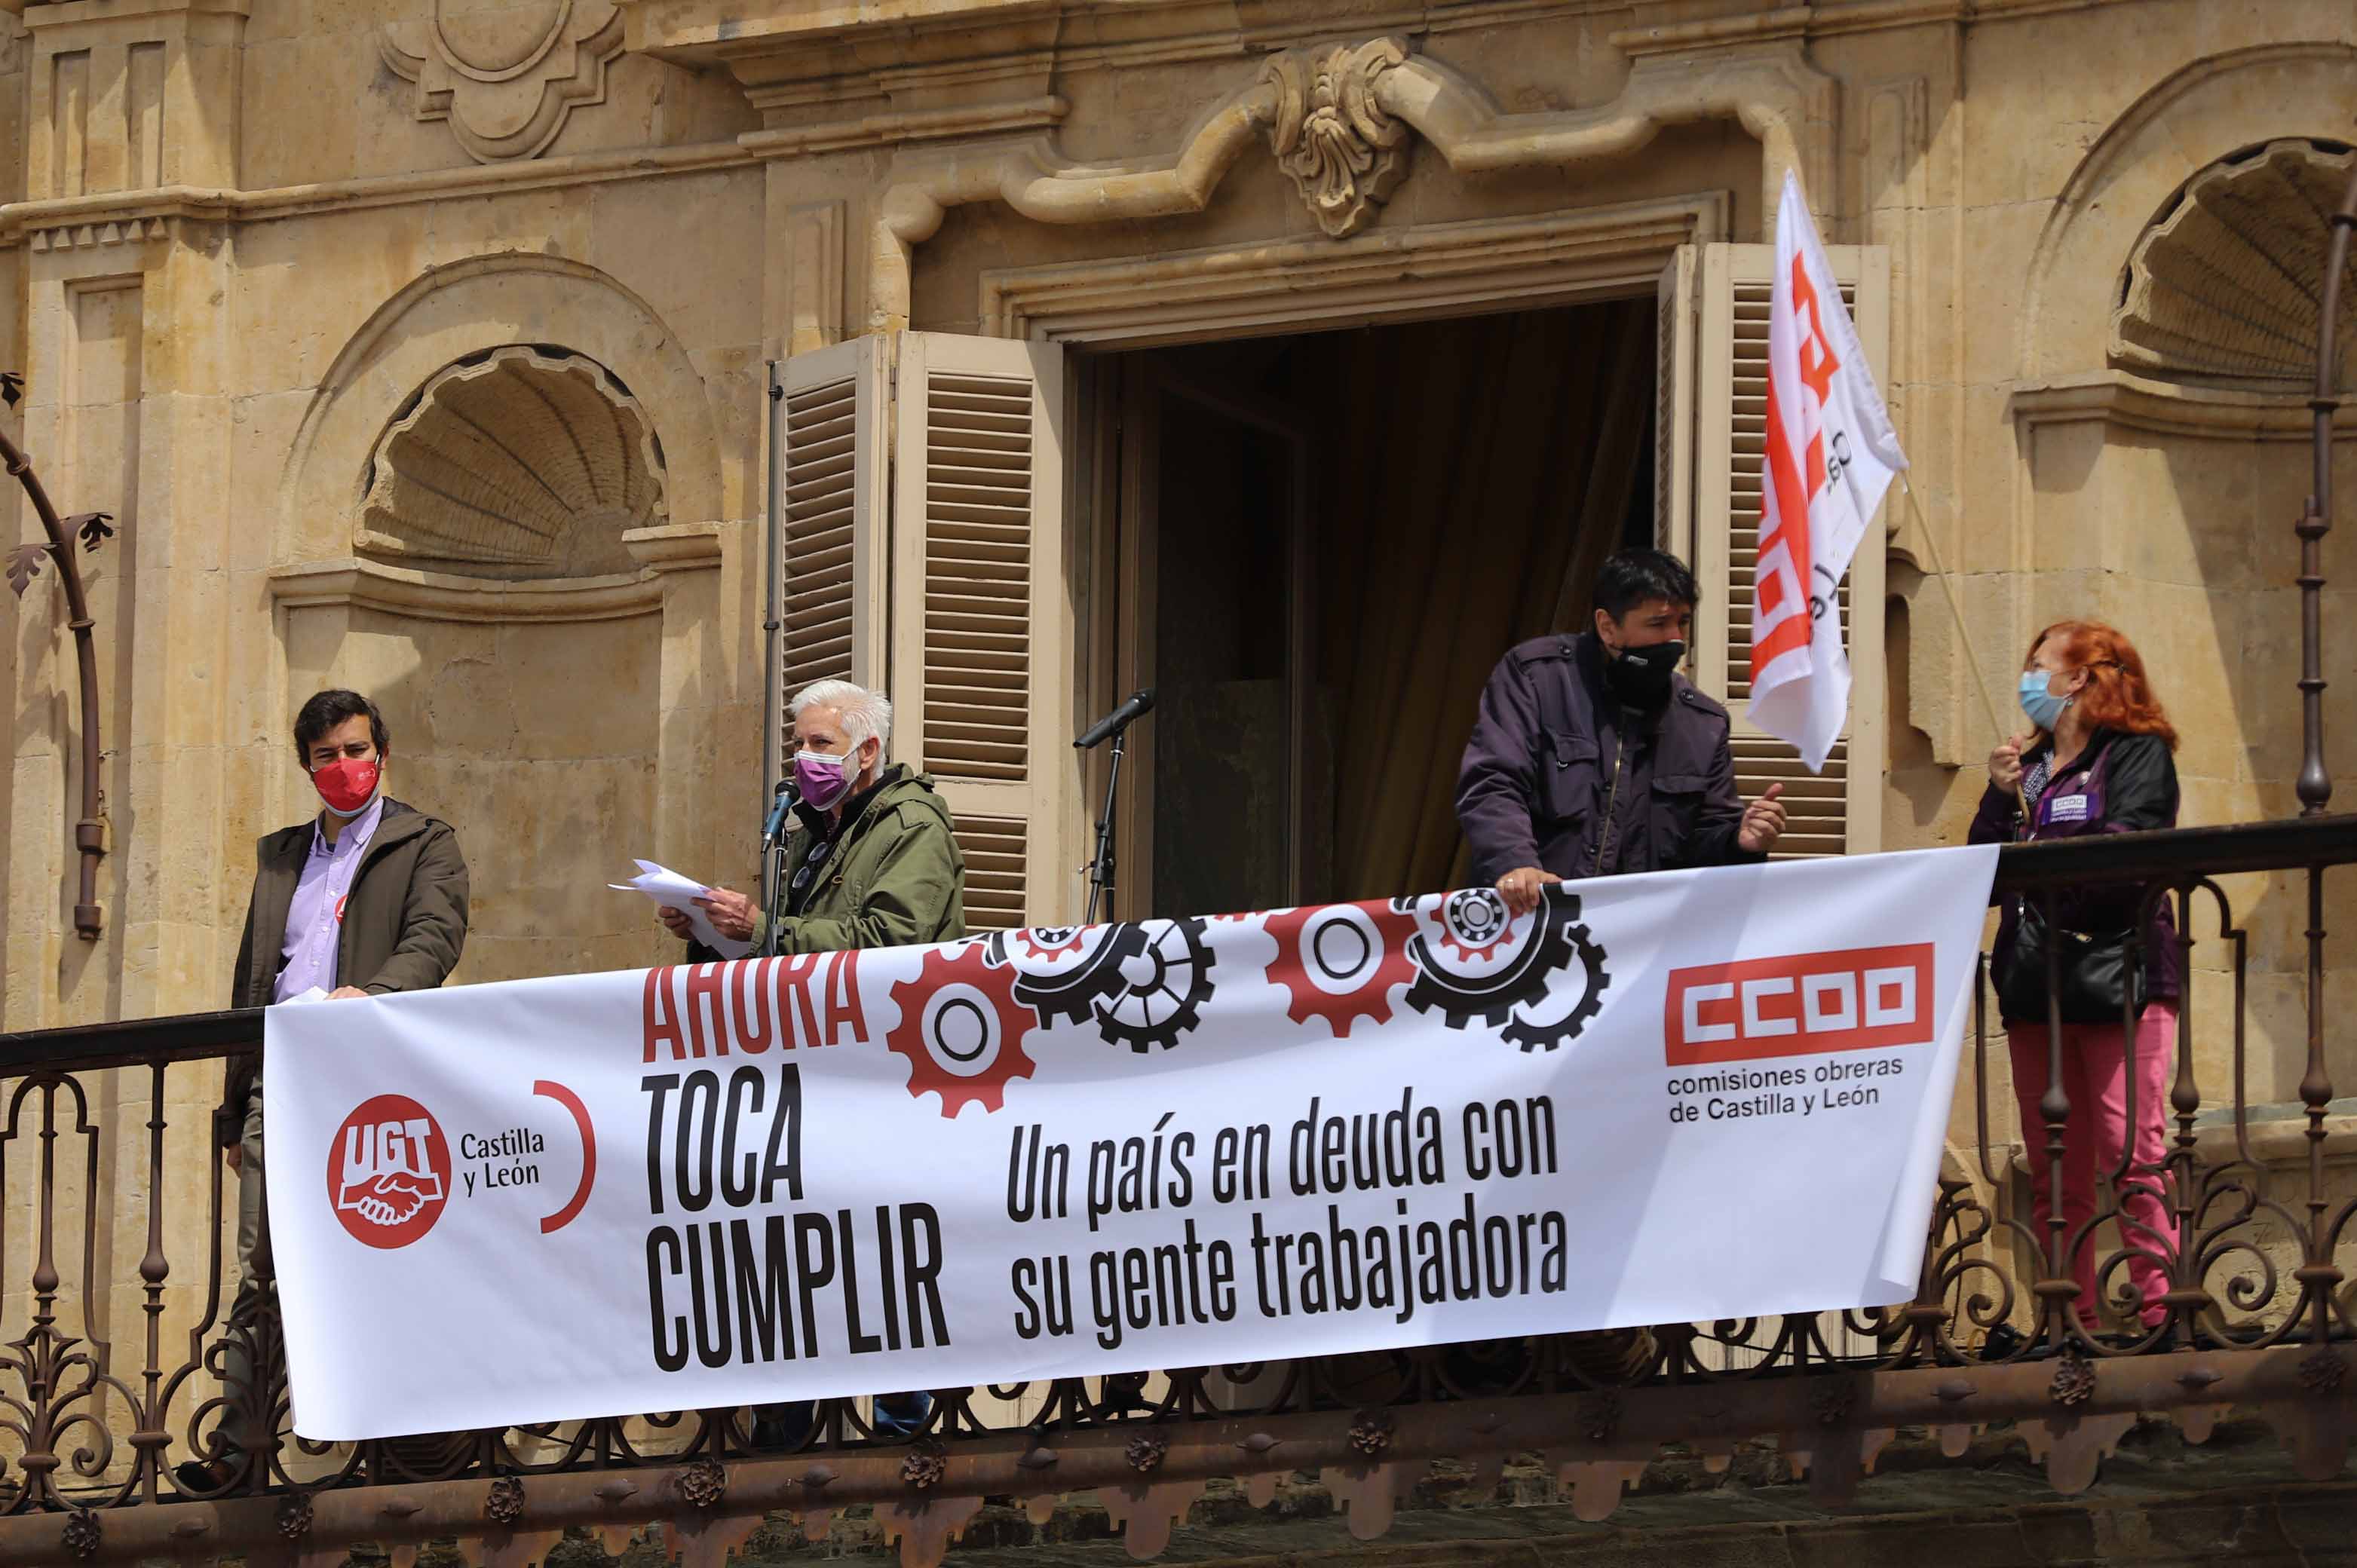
[328,1094,452,1248]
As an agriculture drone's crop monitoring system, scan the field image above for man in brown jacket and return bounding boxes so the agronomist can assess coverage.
[228,691,470,1012]
[185,688,468,1491]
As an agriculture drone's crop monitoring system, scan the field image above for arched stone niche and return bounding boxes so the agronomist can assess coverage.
[277,253,721,564]
[2110,137,2357,390]
[270,257,730,987]
[358,344,667,579]
[2019,41,2357,382]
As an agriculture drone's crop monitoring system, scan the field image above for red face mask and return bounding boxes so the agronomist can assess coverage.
[312,756,380,816]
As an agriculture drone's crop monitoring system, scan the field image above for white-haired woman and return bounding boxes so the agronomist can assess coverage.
[656,678,967,1447]
[659,678,967,957]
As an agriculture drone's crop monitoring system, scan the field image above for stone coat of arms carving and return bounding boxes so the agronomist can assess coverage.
[381,0,627,164]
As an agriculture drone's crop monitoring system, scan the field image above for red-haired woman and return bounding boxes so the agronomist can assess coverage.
[1969,620,2182,1339]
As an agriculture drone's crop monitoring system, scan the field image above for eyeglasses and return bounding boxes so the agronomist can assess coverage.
[788,836,835,902]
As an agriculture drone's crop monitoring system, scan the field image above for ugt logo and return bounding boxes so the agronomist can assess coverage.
[328,1094,452,1249]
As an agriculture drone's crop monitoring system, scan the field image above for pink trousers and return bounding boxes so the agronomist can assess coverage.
[2006,1003,2179,1331]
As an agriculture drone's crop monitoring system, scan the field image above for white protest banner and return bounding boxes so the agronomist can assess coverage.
[268,845,1997,1441]
[1749,169,1911,771]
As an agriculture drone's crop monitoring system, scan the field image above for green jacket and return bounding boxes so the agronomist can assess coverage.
[753,764,967,954]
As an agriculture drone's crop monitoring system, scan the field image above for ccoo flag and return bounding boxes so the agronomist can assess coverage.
[1748,170,1908,772]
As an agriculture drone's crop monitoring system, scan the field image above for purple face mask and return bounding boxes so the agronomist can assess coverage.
[793,749,851,810]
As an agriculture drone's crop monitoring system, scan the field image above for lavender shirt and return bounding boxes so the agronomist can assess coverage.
[274,795,386,1003]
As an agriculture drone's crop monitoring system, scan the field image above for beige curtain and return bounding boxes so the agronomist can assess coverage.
[1316,299,1656,901]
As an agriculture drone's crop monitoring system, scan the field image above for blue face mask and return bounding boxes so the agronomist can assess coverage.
[2018,670,2069,733]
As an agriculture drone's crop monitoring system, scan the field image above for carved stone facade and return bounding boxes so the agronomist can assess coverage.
[379,0,630,164]
[1261,38,1414,238]
[2,1,2355,1404]
[358,345,666,577]
[2111,137,2357,388]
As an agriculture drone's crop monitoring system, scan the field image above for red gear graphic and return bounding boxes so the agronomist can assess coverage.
[887,943,1038,1116]
[1016,926,1088,960]
[1262,902,1419,1038]
[1436,890,1513,960]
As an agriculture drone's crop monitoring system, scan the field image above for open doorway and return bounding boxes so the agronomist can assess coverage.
[1098,299,1657,920]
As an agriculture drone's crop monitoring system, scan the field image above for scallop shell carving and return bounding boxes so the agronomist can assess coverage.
[359,345,665,580]
[2112,138,2357,389]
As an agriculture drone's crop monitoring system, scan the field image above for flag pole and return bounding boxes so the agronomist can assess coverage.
[1896,475,2031,818]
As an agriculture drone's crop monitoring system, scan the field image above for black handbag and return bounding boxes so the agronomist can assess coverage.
[1997,899,2147,1026]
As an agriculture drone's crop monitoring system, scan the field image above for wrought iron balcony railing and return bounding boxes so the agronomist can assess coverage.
[2,816,2354,1566]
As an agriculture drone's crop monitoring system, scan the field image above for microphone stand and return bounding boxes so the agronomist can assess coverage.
[1074,688,1151,925]
[757,782,795,958]
[1083,727,1126,925]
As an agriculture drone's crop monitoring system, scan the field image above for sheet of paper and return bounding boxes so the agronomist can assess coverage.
[609,859,752,959]
[274,985,331,1006]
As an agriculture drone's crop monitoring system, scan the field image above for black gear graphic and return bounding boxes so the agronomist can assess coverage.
[1403,885,1584,1033]
[1093,916,1218,1052]
[989,923,1148,1030]
[1497,920,1611,1051]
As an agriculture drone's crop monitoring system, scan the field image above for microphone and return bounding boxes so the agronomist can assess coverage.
[762,777,798,842]
[1075,688,1155,749]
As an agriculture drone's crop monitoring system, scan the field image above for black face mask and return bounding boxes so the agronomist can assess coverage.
[1605,639,1686,709]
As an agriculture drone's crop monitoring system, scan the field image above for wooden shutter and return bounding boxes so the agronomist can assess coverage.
[889,333,1074,931]
[774,338,888,779]
[1654,248,1698,557]
[1691,241,1891,856]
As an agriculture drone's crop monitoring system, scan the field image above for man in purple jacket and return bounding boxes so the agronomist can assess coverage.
[1457,549,1787,914]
